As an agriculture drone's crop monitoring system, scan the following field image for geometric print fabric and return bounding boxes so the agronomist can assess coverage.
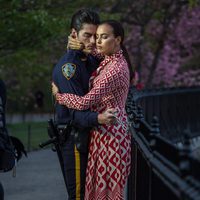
[56,50,131,200]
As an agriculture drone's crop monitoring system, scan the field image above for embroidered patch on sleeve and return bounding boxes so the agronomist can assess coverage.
[62,63,76,80]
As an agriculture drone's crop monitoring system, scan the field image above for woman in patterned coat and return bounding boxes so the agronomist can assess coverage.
[53,20,133,200]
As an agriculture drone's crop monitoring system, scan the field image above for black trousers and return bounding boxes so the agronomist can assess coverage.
[0,182,4,200]
[61,134,88,200]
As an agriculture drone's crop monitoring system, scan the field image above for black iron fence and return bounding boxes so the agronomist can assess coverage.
[130,87,200,143]
[126,86,200,200]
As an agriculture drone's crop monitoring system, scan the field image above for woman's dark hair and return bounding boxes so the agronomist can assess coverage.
[70,9,100,32]
[99,20,134,81]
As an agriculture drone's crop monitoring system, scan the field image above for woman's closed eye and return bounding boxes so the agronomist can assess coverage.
[96,34,108,40]
[102,34,109,39]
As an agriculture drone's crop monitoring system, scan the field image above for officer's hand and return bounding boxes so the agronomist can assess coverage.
[98,108,118,125]
[52,82,59,96]
[67,35,92,54]
[67,35,84,50]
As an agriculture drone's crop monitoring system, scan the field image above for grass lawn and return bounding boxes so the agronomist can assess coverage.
[7,121,50,152]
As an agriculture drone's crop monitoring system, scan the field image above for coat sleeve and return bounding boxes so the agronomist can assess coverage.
[56,65,123,110]
[52,61,98,128]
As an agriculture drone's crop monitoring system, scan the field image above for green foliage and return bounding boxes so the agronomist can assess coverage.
[0,7,64,51]
[0,0,120,113]
[68,0,112,9]
[0,0,65,113]
[100,12,120,21]
[189,0,199,8]
[0,48,53,112]
[153,9,166,21]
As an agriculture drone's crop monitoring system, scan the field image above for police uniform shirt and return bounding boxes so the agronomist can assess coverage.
[52,49,100,128]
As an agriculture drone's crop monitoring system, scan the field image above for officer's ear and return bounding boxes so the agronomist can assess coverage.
[71,28,78,39]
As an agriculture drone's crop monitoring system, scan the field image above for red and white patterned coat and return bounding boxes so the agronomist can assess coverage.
[56,50,131,200]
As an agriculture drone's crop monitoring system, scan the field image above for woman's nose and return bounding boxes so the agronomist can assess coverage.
[97,38,101,44]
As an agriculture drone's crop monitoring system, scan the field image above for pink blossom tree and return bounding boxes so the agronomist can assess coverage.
[154,6,200,87]
[119,0,200,88]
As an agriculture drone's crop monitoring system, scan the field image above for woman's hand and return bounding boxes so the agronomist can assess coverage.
[52,82,59,96]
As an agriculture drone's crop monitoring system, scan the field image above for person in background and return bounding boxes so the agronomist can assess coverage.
[0,79,27,200]
[0,182,3,200]
[53,20,133,200]
[131,71,144,90]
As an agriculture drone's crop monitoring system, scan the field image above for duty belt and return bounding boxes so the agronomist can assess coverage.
[57,124,90,153]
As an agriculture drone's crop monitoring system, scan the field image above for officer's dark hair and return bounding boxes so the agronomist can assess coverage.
[70,9,100,32]
[99,20,134,82]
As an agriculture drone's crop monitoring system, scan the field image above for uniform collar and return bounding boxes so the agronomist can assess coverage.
[67,49,88,61]
[67,49,86,56]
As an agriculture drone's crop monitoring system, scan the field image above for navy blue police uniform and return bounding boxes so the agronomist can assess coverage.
[52,49,100,200]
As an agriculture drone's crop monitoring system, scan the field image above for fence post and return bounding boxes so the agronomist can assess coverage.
[27,124,31,152]
[126,98,138,200]
[136,105,144,121]
[150,116,160,148]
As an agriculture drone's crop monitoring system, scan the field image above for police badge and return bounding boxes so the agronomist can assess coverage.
[62,63,76,80]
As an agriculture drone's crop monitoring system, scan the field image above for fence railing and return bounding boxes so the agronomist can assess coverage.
[130,86,200,143]
[126,87,200,200]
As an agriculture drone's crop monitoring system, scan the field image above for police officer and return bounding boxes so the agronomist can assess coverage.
[52,9,116,200]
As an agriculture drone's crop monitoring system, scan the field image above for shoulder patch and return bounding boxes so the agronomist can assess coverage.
[62,63,76,80]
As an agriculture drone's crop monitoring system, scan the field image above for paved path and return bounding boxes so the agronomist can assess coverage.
[0,149,68,200]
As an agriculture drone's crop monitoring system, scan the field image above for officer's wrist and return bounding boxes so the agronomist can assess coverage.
[97,113,104,125]
[54,92,59,100]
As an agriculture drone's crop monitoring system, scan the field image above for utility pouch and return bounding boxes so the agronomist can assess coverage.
[57,124,72,145]
[73,129,90,153]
